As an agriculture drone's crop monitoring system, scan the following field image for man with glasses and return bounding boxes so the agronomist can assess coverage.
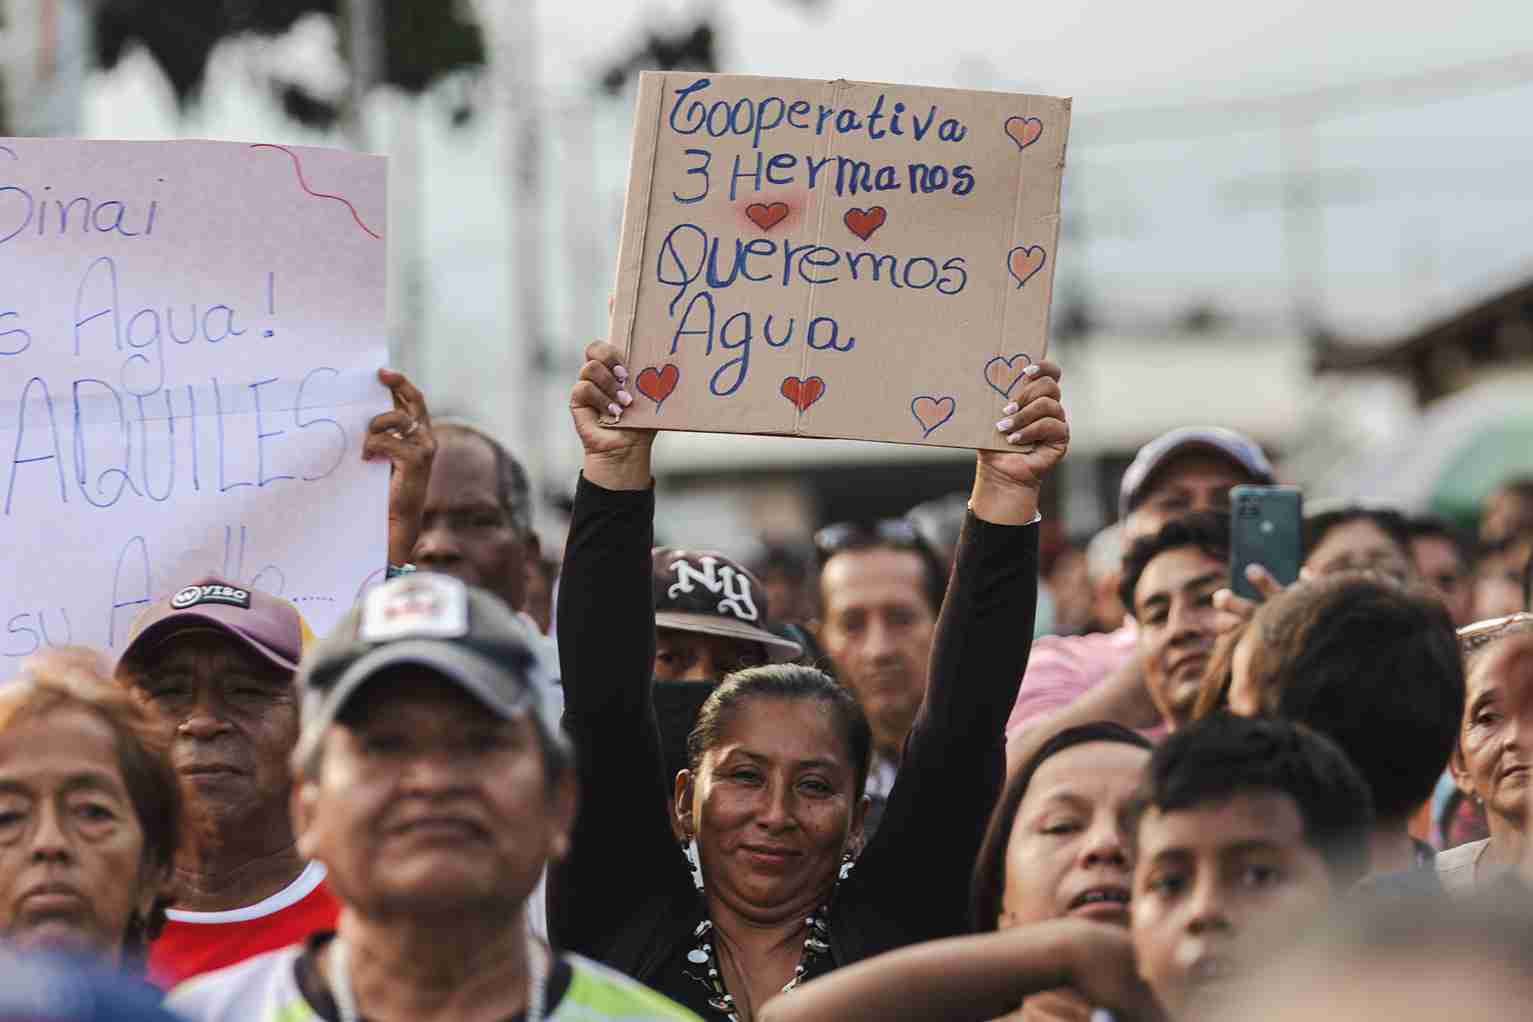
[814,519,948,830]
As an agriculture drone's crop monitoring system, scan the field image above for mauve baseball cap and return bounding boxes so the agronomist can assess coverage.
[1119,426,1275,519]
[117,576,313,674]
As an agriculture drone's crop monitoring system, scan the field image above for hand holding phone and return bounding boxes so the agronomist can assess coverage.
[1229,485,1303,601]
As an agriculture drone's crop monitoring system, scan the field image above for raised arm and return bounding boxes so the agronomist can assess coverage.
[549,342,686,951]
[855,363,1068,940]
[758,919,1161,1022]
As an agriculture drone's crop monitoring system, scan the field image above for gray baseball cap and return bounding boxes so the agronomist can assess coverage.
[1118,426,1275,519]
[295,572,563,764]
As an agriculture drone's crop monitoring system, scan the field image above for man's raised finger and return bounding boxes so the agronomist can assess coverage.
[387,371,429,422]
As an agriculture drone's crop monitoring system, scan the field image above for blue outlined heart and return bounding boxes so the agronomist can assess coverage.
[984,353,1034,399]
[1007,246,1047,289]
[911,395,957,438]
[1004,116,1043,152]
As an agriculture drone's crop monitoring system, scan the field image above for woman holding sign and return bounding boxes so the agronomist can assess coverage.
[552,341,1069,1020]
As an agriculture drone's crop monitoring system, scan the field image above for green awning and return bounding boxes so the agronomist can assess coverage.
[1431,419,1533,529]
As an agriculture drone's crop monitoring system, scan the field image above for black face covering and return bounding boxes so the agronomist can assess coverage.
[651,679,721,789]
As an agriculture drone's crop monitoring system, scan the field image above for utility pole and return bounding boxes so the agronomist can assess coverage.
[342,0,381,143]
[345,0,426,386]
[1277,109,1322,328]
[492,0,550,514]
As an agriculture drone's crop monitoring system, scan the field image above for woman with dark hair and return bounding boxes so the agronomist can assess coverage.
[0,647,182,972]
[552,342,1069,1020]
[970,723,1152,1020]
[758,724,1154,1022]
[970,723,1152,934]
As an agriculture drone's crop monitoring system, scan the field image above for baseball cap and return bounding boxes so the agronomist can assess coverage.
[295,572,561,764]
[1119,426,1275,519]
[653,547,802,663]
[117,576,314,674]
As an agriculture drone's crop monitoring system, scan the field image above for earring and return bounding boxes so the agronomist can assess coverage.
[839,846,856,881]
[685,838,705,892]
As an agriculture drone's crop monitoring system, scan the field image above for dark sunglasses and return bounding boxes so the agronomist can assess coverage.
[813,518,928,564]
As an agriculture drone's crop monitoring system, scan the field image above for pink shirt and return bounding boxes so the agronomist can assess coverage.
[1006,621,1139,736]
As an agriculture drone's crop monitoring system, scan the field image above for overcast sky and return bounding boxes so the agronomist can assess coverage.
[533,0,1533,335]
[87,0,1533,354]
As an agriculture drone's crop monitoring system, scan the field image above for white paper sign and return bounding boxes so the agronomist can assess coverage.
[0,139,389,661]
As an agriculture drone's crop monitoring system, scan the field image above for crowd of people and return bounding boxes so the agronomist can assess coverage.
[2,339,1532,1022]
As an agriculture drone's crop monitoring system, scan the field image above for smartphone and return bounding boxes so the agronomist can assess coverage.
[1229,485,1303,601]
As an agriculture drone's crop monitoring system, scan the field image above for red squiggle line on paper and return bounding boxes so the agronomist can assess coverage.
[249,143,382,240]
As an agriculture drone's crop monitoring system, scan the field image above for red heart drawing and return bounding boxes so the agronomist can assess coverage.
[747,202,790,231]
[635,364,680,410]
[843,206,887,242]
[1004,116,1044,152]
[780,376,827,412]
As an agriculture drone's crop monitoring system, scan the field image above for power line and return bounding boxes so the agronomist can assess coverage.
[1071,51,1533,145]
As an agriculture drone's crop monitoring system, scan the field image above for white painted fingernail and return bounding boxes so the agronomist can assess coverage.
[1008,431,1024,444]
[614,365,629,381]
[1023,364,1041,376]
[1003,402,1020,415]
[618,390,633,407]
[608,403,622,417]
[996,418,1014,432]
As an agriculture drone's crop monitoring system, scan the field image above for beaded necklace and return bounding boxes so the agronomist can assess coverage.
[682,840,850,1021]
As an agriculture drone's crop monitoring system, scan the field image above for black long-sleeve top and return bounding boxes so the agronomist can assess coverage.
[549,473,1040,1016]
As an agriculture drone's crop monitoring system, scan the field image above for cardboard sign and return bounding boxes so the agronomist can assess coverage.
[609,72,1069,449]
[0,138,389,661]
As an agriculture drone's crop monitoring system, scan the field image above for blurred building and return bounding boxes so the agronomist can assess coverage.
[1311,276,1533,526]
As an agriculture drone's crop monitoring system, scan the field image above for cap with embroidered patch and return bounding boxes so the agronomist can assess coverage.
[118,576,313,675]
[652,547,802,663]
[295,572,560,763]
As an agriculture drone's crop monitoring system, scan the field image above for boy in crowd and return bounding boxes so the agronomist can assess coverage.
[1127,713,1374,1019]
[1114,513,1230,731]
